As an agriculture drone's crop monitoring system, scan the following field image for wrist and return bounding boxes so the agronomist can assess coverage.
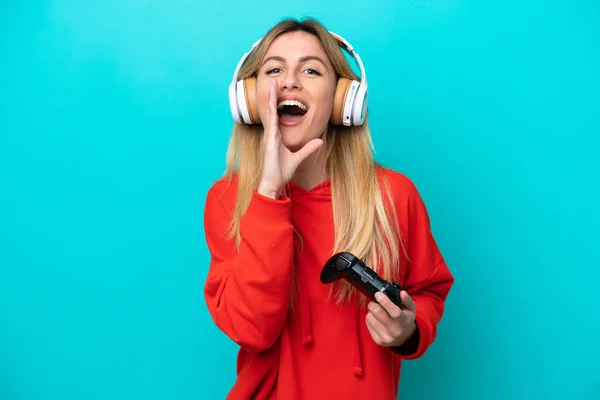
[257,184,283,199]
[405,321,417,342]
[391,322,419,354]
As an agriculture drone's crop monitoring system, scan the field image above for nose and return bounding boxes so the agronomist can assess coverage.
[280,70,302,91]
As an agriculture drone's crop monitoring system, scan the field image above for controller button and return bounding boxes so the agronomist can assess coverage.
[362,270,375,282]
[335,258,351,271]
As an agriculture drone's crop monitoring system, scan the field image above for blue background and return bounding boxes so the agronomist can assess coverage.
[1,1,599,399]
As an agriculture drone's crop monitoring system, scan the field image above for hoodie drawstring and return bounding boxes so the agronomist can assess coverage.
[298,276,364,377]
[300,279,313,345]
[352,301,364,377]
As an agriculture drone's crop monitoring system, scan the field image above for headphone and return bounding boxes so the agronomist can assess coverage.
[228,31,368,127]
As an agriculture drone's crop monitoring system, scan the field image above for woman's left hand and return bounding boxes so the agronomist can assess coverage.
[366,291,417,347]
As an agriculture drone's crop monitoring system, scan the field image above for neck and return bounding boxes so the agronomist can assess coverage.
[290,146,328,191]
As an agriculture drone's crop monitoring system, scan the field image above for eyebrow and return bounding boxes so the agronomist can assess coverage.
[261,55,328,69]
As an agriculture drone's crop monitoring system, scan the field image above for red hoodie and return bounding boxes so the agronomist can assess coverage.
[203,166,454,400]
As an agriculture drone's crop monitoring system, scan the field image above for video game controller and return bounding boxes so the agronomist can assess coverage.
[320,252,404,309]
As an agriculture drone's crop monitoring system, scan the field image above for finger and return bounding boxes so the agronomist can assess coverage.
[268,79,278,137]
[400,291,417,313]
[293,138,323,162]
[368,301,403,340]
[374,292,402,320]
[367,300,395,326]
[364,314,383,345]
[366,311,394,346]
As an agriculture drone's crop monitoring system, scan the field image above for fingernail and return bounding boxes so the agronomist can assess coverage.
[375,292,384,302]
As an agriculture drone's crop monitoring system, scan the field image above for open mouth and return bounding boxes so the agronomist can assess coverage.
[277,99,308,125]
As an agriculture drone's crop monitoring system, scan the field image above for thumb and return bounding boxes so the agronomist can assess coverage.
[400,291,416,313]
[293,138,323,163]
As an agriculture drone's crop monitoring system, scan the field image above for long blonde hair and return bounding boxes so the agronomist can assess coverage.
[222,18,404,305]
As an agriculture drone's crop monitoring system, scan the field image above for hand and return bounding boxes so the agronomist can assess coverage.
[257,79,324,199]
[366,291,417,347]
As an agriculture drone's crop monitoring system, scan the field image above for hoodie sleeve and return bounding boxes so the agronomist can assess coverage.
[388,180,454,360]
[203,185,295,353]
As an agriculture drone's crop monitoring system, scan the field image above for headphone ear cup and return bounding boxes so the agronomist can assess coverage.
[243,77,260,124]
[231,78,260,124]
[331,77,352,125]
[229,80,242,123]
[236,80,252,124]
[351,83,368,126]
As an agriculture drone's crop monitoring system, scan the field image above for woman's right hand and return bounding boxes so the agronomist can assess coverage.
[257,79,324,199]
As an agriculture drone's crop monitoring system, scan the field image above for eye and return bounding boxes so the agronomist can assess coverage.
[304,68,321,76]
[266,68,282,74]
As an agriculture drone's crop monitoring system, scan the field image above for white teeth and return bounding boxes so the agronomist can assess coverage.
[277,99,308,111]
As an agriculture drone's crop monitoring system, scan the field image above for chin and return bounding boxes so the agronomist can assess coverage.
[281,138,305,153]
[279,128,306,151]
[279,120,325,153]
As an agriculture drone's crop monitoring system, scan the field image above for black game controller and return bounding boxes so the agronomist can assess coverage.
[320,252,404,309]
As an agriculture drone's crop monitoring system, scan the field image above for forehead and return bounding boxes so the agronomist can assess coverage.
[263,31,329,60]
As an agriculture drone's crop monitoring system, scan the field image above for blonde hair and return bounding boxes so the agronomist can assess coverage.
[222,17,404,305]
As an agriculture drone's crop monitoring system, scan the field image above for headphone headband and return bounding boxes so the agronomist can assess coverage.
[328,32,368,87]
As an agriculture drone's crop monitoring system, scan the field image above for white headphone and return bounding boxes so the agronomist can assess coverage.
[228,31,368,127]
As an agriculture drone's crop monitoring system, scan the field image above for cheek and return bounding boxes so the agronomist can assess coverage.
[312,89,335,120]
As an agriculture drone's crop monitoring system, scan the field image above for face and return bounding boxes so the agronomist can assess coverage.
[255,31,338,152]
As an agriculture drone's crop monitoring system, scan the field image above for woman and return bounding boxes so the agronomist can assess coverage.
[203,17,454,400]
